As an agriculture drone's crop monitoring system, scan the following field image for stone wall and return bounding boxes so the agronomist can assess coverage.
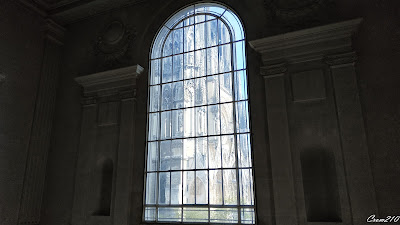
[0,1,45,224]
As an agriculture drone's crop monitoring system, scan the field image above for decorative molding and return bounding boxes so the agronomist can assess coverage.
[44,19,66,45]
[81,96,97,105]
[249,18,363,64]
[75,65,144,98]
[260,63,287,77]
[325,51,357,67]
[94,20,137,67]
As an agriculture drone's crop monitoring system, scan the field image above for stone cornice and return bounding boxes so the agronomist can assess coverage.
[44,19,66,45]
[260,63,288,77]
[75,65,144,97]
[249,18,363,64]
[325,51,357,67]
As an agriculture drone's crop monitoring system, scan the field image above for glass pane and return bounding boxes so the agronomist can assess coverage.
[209,170,222,204]
[236,101,250,133]
[195,171,208,204]
[184,52,194,79]
[222,9,244,41]
[196,137,208,169]
[148,113,159,141]
[184,25,194,52]
[170,139,183,170]
[160,141,171,171]
[223,169,237,205]
[221,135,235,168]
[152,26,169,58]
[158,172,170,204]
[195,3,227,17]
[195,22,205,50]
[241,208,256,224]
[150,59,160,85]
[238,134,252,168]
[162,57,172,83]
[208,136,221,168]
[205,19,218,47]
[208,105,220,136]
[165,5,195,29]
[194,14,205,23]
[235,70,248,101]
[149,85,160,112]
[239,169,254,206]
[184,16,195,26]
[173,54,183,81]
[172,81,184,109]
[184,108,195,137]
[220,73,233,102]
[147,142,158,171]
[210,208,238,223]
[183,171,195,204]
[145,173,157,204]
[184,80,195,108]
[158,207,182,222]
[173,28,184,54]
[207,75,219,104]
[220,103,234,134]
[219,44,231,73]
[195,106,207,136]
[183,207,208,222]
[145,207,156,221]
[218,19,230,44]
[194,77,207,106]
[161,83,172,110]
[171,171,182,204]
[163,33,173,56]
[194,49,206,77]
[171,109,184,138]
[206,46,218,75]
[183,138,195,169]
[234,41,246,70]
[161,111,171,139]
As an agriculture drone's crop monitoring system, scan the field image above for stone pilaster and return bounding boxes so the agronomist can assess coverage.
[325,51,378,224]
[72,65,143,225]
[18,19,65,225]
[249,18,373,225]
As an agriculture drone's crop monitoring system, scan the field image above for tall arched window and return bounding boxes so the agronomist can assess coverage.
[145,3,255,224]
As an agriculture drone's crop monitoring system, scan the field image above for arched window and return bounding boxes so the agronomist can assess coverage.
[145,3,255,224]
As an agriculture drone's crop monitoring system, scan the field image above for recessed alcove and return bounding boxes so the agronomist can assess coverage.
[93,158,114,216]
[300,149,341,222]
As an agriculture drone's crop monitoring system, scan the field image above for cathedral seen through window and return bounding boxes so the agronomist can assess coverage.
[144,3,255,223]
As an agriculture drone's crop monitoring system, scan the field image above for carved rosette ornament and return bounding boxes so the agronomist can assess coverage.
[94,20,137,66]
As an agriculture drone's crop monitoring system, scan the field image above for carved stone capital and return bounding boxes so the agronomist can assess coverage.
[44,19,65,45]
[81,96,97,105]
[325,52,357,66]
[260,63,288,77]
[119,89,137,100]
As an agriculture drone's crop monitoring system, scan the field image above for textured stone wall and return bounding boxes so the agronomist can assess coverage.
[0,1,45,225]
[40,0,400,225]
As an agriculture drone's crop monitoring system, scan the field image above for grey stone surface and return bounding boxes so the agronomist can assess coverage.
[0,1,399,225]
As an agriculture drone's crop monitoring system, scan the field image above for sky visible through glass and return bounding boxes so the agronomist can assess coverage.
[145,3,255,224]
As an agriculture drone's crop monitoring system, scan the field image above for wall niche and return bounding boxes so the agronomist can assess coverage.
[300,149,341,222]
[93,158,114,216]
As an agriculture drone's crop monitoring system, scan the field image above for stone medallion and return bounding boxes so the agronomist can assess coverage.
[94,20,137,66]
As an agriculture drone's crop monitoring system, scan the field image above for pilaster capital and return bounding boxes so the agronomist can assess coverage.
[260,63,288,78]
[325,51,357,67]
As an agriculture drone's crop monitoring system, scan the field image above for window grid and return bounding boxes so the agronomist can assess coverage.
[145,4,254,224]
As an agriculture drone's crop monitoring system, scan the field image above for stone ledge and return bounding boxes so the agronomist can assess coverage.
[249,18,362,64]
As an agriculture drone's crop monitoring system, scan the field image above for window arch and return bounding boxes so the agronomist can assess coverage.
[145,3,255,224]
